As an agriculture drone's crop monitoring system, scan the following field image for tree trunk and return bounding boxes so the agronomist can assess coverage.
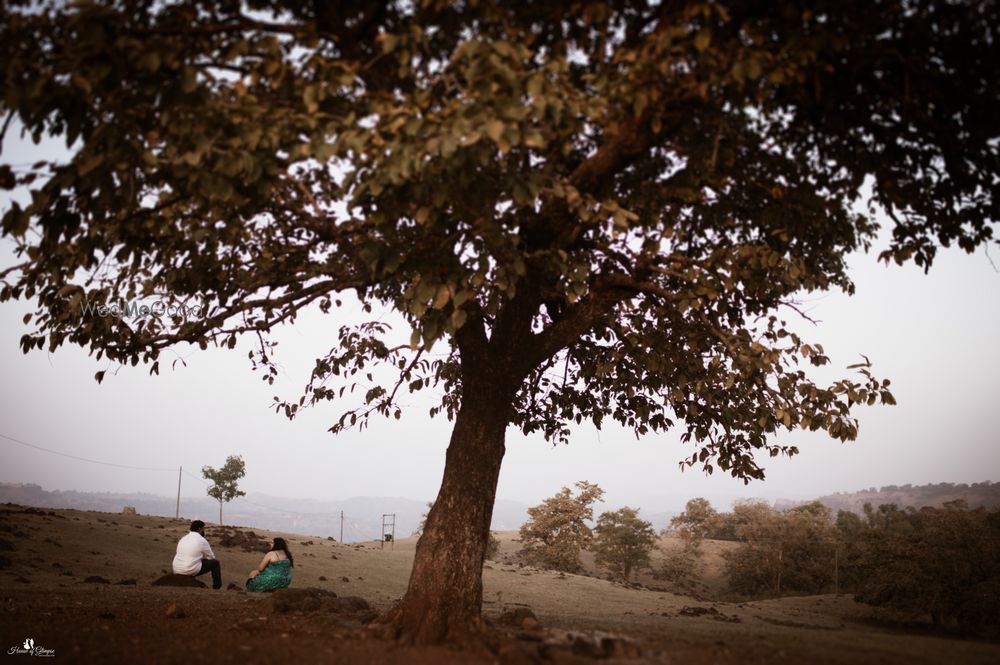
[384,382,511,644]
[219,499,223,526]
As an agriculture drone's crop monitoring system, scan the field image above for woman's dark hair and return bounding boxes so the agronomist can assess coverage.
[270,537,293,567]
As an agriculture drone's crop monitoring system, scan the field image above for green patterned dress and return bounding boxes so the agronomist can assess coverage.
[245,559,292,593]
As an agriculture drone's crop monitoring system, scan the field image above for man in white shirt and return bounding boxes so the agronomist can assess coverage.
[172,520,222,589]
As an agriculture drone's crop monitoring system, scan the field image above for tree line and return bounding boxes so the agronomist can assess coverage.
[516,485,1000,637]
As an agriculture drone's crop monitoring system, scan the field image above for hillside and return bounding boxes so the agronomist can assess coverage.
[2,504,999,664]
[0,482,529,542]
[774,481,1000,514]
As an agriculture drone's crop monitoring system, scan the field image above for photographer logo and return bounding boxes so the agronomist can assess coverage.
[7,637,54,657]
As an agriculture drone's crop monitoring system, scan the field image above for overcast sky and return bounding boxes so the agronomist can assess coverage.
[1,131,998,517]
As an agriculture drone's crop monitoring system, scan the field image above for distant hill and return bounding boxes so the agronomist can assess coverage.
[774,481,1000,514]
[0,482,528,542]
[7,480,995,539]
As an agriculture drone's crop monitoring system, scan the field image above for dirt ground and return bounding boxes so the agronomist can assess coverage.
[1,504,998,664]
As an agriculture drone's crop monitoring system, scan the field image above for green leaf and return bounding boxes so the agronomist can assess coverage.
[136,50,161,72]
[484,119,505,143]
[432,285,450,309]
[77,153,104,176]
[180,65,197,94]
[523,130,545,149]
[694,29,711,52]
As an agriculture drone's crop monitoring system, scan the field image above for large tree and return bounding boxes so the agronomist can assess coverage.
[1,0,997,645]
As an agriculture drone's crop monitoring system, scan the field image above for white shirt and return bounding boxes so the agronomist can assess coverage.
[172,531,216,575]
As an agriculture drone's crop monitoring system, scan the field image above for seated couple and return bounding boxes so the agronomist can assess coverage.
[171,520,293,592]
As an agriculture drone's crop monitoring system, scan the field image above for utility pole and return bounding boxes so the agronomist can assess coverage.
[175,466,182,519]
[340,510,344,543]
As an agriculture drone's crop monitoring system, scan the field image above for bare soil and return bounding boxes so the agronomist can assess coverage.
[1,504,997,664]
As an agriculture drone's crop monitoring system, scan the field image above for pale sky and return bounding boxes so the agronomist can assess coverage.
[1,128,998,517]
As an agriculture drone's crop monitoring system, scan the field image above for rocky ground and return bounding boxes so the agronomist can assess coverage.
[1,504,998,664]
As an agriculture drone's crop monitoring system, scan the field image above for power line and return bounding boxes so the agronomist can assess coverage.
[184,470,339,518]
[0,431,176,472]
[182,469,211,486]
[236,496,338,517]
[187,472,360,523]
[3,431,392,542]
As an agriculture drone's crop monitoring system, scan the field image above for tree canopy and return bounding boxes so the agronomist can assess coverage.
[2,0,997,644]
[5,0,998,481]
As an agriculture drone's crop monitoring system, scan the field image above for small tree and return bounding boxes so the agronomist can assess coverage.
[484,532,501,562]
[722,500,837,597]
[655,539,705,594]
[202,455,246,525]
[669,497,719,542]
[519,481,604,572]
[413,502,435,537]
[592,507,657,583]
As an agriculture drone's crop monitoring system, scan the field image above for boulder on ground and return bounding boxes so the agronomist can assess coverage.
[270,587,373,620]
[499,606,539,630]
[214,528,270,552]
[270,587,338,613]
[152,574,206,588]
[121,506,137,515]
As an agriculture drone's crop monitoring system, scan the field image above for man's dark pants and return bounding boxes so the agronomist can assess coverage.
[196,559,221,589]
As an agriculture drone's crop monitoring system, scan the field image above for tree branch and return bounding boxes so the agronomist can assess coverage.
[112,277,356,354]
[523,276,634,371]
[129,17,308,37]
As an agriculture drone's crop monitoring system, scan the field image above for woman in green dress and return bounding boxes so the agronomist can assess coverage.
[245,537,293,592]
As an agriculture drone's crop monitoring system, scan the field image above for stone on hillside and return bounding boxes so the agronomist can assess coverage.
[499,606,538,629]
[270,587,372,620]
[215,528,270,552]
[271,587,338,613]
